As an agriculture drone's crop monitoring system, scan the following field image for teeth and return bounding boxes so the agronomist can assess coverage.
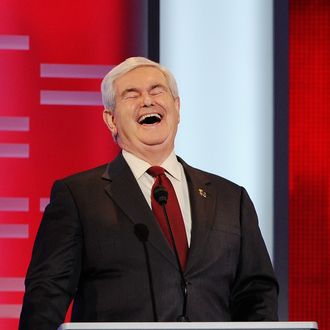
[138,113,161,124]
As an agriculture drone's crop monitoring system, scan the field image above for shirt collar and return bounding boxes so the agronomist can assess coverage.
[122,150,182,182]
[122,150,150,180]
[161,151,182,181]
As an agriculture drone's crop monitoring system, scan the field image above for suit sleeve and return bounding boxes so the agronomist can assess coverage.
[230,187,279,321]
[19,180,82,330]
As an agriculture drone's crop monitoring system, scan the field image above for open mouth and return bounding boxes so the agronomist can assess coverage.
[138,113,162,125]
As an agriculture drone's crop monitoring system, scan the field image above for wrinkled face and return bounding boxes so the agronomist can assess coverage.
[103,66,180,161]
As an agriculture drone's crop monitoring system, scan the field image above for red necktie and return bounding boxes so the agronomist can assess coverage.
[147,166,188,269]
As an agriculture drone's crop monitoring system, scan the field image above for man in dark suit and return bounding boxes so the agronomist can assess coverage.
[19,57,278,329]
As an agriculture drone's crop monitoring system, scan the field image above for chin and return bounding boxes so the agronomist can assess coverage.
[144,141,166,147]
[140,135,167,145]
[141,137,169,147]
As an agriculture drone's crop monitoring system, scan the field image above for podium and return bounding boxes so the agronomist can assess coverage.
[58,322,318,330]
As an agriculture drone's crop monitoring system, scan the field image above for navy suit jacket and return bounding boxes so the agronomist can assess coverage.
[19,153,278,329]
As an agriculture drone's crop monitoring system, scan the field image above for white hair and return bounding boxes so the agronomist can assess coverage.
[101,57,179,110]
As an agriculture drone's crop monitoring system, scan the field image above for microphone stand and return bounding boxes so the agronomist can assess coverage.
[134,224,158,322]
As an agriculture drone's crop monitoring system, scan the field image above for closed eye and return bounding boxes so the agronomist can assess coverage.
[150,85,166,96]
[122,88,140,100]
[124,91,139,99]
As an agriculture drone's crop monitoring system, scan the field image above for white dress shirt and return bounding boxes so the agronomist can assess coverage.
[122,150,192,245]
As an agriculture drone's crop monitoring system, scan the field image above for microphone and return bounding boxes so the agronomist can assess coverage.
[153,185,168,205]
[134,223,158,322]
[134,223,149,242]
[153,185,190,322]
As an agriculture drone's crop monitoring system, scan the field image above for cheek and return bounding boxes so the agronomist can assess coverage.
[116,116,138,138]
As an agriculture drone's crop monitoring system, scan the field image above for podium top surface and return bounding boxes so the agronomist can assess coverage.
[58,322,318,330]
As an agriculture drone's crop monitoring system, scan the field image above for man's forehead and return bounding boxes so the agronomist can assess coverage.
[115,66,168,89]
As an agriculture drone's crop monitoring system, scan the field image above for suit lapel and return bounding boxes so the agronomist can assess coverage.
[102,153,178,268]
[179,159,217,274]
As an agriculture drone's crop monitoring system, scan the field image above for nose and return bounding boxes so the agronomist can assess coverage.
[142,93,154,107]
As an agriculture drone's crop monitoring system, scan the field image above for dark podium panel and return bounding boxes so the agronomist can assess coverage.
[58,322,318,330]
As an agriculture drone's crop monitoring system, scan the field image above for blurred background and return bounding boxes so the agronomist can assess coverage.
[0,0,329,328]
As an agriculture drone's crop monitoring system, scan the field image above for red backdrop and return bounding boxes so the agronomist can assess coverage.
[0,0,147,328]
[289,0,330,329]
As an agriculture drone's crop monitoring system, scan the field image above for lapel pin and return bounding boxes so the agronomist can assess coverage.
[198,188,207,198]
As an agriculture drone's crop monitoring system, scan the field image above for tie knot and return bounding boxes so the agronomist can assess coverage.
[147,166,165,178]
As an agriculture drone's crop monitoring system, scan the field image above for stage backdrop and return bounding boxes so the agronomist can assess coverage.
[0,0,149,328]
[160,0,274,264]
[289,0,330,329]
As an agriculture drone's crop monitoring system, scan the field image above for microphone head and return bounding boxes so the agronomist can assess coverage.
[153,185,168,205]
[134,223,149,242]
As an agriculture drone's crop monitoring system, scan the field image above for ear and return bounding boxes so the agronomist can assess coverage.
[103,109,118,137]
[175,97,180,123]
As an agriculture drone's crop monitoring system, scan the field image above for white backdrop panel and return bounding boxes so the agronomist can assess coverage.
[160,0,274,258]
